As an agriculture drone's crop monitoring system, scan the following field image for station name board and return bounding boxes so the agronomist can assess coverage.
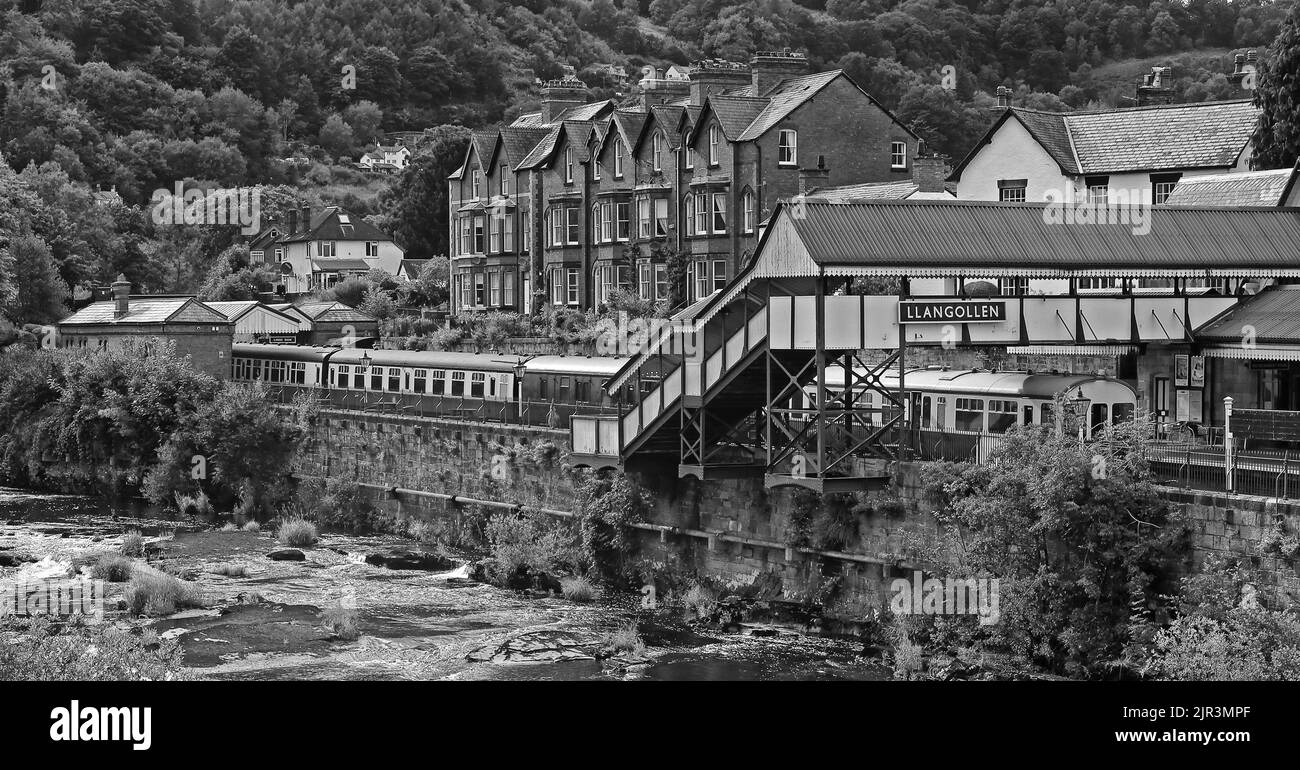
[898,300,1007,324]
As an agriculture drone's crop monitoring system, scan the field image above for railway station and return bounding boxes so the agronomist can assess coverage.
[570,199,1300,494]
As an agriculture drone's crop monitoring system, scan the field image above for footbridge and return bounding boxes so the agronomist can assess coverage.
[571,200,1300,491]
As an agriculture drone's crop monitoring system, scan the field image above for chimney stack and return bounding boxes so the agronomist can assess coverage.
[799,155,830,194]
[637,67,691,109]
[912,153,950,194]
[299,205,311,235]
[287,208,298,236]
[540,77,589,124]
[1137,66,1174,107]
[996,86,1012,109]
[112,274,130,319]
[750,49,809,96]
[688,59,752,107]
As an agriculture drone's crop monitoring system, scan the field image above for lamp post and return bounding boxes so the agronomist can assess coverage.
[360,349,371,409]
[1070,390,1092,443]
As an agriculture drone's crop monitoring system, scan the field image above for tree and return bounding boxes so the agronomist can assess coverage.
[1251,2,1300,169]
[1,236,67,325]
[317,114,356,159]
[342,101,383,146]
[375,125,471,260]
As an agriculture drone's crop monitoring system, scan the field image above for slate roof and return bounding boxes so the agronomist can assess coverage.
[1165,167,1298,207]
[293,302,377,324]
[651,105,687,149]
[204,301,299,324]
[953,100,1259,179]
[780,200,1300,273]
[1196,286,1300,343]
[278,207,393,244]
[60,297,229,326]
[739,71,843,140]
[471,129,499,169]
[707,95,770,140]
[500,126,552,167]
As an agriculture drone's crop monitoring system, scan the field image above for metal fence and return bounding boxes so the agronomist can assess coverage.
[1144,441,1300,499]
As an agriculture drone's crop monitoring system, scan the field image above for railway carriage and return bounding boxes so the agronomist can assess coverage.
[814,367,1138,436]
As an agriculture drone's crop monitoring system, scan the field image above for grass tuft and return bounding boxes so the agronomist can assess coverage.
[242,520,261,532]
[210,563,247,577]
[122,572,203,617]
[604,623,646,656]
[560,576,595,602]
[277,518,318,548]
[119,530,145,557]
[321,605,360,641]
[90,554,134,583]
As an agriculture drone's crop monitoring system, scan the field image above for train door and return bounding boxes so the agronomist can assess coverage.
[1022,403,1034,426]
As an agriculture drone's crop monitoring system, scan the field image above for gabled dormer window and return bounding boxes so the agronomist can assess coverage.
[653,133,663,172]
[614,139,624,178]
[472,169,482,198]
[565,147,574,183]
[500,165,510,195]
[684,132,694,170]
[708,125,720,166]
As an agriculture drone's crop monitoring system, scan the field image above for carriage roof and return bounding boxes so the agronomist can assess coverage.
[329,348,518,372]
[522,356,630,376]
[232,343,339,362]
[822,367,1136,399]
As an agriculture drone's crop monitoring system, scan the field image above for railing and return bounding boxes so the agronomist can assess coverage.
[1145,441,1300,499]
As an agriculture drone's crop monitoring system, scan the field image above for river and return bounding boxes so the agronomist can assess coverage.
[0,488,891,681]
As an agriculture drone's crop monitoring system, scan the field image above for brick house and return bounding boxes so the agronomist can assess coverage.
[448,51,924,314]
[57,276,234,378]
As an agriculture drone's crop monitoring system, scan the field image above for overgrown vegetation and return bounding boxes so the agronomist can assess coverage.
[277,518,318,548]
[0,617,191,681]
[320,604,361,641]
[909,412,1192,678]
[0,343,299,517]
[90,553,134,582]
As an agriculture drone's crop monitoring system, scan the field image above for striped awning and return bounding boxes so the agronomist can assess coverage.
[1007,344,1140,356]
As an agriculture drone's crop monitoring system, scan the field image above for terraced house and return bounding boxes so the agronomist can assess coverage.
[448,50,924,314]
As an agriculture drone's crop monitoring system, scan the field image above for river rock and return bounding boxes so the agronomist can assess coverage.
[363,549,455,571]
[0,552,34,567]
[465,629,601,664]
[266,548,305,561]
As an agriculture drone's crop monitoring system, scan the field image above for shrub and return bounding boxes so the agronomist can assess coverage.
[219,522,238,532]
[242,520,261,532]
[210,563,247,577]
[893,634,926,681]
[484,510,582,588]
[0,617,192,681]
[90,554,133,582]
[173,489,214,517]
[682,582,717,620]
[123,572,203,617]
[574,473,651,580]
[120,530,145,557]
[321,605,360,640]
[560,576,596,602]
[604,623,646,656]
[278,517,318,547]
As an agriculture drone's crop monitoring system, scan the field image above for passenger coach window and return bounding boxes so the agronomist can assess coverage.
[387,367,401,392]
[1112,404,1134,424]
[414,369,427,393]
[291,362,306,385]
[336,365,348,387]
[451,371,465,396]
[431,370,445,394]
[955,398,985,432]
[988,400,1017,433]
[371,368,383,390]
[1091,403,1109,435]
[539,378,548,399]
[470,372,485,398]
[575,381,590,402]
[354,367,366,390]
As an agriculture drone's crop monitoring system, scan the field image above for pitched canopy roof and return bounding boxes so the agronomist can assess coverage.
[1197,286,1300,344]
[769,199,1300,277]
[60,297,230,326]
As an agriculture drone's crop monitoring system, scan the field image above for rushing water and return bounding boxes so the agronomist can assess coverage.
[0,488,890,681]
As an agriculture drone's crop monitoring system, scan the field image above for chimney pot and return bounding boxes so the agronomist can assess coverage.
[112,274,130,319]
